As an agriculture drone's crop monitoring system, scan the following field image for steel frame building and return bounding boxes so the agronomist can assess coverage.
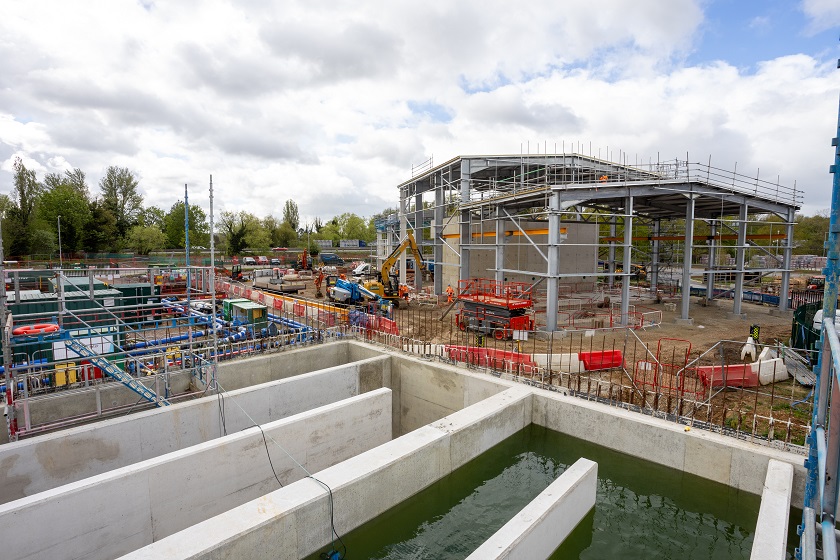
[395,153,802,330]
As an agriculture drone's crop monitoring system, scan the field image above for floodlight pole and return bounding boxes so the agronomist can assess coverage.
[57,215,63,269]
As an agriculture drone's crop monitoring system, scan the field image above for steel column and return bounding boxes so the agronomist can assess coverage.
[779,207,795,311]
[399,189,408,286]
[546,192,561,331]
[651,218,660,295]
[414,192,423,293]
[495,206,505,282]
[621,197,633,326]
[434,175,444,295]
[459,160,471,282]
[608,217,616,290]
[733,203,749,316]
[680,195,695,320]
[706,221,716,302]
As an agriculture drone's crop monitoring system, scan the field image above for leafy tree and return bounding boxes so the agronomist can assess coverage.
[219,211,249,256]
[42,172,65,191]
[83,200,119,252]
[126,225,166,255]
[38,184,91,252]
[29,228,55,256]
[8,157,44,255]
[282,200,300,232]
[277,222,297,247]
[162,200,209,248]
[139,206,166,228]
[99,166,143,237]
[795,212,830,255]
[64,168,88,197]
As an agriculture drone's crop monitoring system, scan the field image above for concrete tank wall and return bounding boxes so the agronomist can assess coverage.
[117,386,534,560]
[531,392,807,504]
[0,389,392,560]
[0,354,389,504]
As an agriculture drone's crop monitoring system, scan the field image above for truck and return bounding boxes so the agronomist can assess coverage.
[363,231,426,308]
[320,252,345,266]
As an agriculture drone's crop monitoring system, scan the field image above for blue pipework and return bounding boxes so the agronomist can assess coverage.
[800,56,840,559]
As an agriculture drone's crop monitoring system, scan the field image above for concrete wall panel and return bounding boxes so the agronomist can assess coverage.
[0,389,392,560]
[531,391,806,504]
[118,387,533,560]
[466,458,597,560]
[0,355,389,504]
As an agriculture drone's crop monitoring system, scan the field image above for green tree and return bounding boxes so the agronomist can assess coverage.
[83,201,119,252]
[219,211,249,256]
[64,168,88,197]
[38,184,91,253]
[99,166,143,238]
[9,157,44,255]
[162,201,209,248]
[139,206,165,228]
[795,212,830,255]
[126,225,166,255]
[277,222,297,247]
[282,200,300,232]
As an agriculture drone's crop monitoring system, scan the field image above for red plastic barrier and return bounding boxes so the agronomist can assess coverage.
[293,302,305,317]
[696,364,759,388]
[579,350,623,371]
[273,298,284,310]
[318,310,336,326]
[377,317,399,335]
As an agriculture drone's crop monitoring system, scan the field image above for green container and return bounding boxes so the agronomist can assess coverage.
[48,276,107,293]
[222,298,251,322]
[230,301,268,329]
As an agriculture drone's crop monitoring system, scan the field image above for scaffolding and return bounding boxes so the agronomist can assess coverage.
[396,151,802,331]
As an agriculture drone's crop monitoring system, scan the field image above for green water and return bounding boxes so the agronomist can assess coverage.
[306,425,798,560]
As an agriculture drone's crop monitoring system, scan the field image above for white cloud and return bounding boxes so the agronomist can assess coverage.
[801,0,840,33]
[0,0,836,225]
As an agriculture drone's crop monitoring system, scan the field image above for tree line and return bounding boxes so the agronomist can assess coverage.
[2,158,383,259]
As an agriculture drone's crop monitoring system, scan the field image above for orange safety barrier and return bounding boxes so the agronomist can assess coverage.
[579,350,623,370]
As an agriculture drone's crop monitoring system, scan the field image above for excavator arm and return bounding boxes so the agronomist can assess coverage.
[379,230,427,283]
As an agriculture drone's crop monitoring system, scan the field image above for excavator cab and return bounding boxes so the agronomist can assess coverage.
[231,264,243,281]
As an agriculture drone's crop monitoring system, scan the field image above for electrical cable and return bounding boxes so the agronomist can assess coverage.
[214,380,347,559]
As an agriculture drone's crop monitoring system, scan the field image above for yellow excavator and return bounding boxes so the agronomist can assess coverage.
[363,231,427,308]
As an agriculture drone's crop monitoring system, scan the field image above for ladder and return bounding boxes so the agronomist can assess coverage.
[64,338,170,407]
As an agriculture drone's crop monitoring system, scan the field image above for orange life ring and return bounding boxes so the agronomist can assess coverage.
[12,323,60,336]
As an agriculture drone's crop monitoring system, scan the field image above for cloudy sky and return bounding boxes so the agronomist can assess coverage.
[1,0,839,224]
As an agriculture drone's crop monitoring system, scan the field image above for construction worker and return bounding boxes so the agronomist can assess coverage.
[446,284,454,303]
[399,283,409,301]
[599,175,608,183]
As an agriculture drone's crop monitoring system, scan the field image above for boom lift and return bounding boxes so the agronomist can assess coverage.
[363,231,426,308]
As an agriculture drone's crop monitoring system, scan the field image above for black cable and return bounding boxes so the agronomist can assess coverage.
[216,387,227,436]
[255,422,283,488]
[310,475,347,560]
